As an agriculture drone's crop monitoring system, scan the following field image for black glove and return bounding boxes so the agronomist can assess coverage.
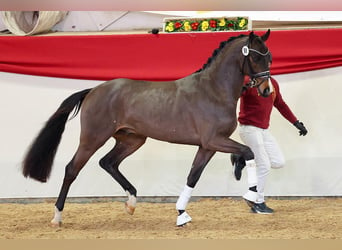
[293,120,308,136]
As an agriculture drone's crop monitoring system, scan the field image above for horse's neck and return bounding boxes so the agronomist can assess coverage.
[199,57,244,102]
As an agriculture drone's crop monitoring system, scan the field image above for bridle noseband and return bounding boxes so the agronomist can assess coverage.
[245,70,270,89]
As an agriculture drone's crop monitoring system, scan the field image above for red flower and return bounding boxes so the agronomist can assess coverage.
[175,22,182,29]
[209,20,217,28]
[228,23,234,27]
[191,22,199,30]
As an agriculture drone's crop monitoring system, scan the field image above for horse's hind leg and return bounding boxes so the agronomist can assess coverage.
[51,135,109,226]
[99,133,147,215]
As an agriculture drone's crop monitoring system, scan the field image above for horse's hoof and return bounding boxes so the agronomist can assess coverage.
[50,220,62,227]
[176,211,192,226]
[177,222,189,227]
[125,202,135,215]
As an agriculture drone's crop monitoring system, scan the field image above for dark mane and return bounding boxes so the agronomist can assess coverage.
[195,34,247,73]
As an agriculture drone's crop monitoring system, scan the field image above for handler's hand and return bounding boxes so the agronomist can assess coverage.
[293,120,308,136]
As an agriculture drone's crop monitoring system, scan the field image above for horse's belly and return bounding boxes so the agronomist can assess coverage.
[144,127,200,146]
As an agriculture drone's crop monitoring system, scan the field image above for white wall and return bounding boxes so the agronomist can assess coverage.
[52,11,342,32]
[148,11,342,21]
[0,67,341,199]
[2,11,342,33]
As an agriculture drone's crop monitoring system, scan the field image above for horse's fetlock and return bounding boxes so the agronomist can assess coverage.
[126,187,137,197]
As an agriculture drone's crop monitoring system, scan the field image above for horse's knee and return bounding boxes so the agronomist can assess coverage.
[241,147,254,161]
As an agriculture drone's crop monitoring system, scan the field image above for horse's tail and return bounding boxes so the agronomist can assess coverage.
[22,88,92,182]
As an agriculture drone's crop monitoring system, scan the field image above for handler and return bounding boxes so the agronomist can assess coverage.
[231,76,308,214]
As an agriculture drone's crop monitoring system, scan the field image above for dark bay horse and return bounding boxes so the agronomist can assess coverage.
[22,30,272,227]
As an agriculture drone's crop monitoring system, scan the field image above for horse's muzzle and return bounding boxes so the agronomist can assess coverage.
[259,87,271,97]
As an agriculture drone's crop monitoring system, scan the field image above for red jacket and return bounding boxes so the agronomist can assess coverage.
[238,77,297,129]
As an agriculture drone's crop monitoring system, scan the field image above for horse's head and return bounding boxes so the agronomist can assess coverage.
[241,29,272,97]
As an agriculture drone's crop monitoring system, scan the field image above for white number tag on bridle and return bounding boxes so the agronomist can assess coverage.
[242,46,249,56]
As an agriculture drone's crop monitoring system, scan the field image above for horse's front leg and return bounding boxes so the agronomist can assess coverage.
[176,146,215,226]
[207,136,258,207]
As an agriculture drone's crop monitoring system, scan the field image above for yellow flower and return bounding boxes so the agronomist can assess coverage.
[184,21,191,32]
[239,19,246,28]
[201,21,209,31]
[165,22,174,32]
[218,18,226,27]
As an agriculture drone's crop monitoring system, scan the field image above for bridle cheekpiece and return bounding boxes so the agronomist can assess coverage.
[241,41,271,90]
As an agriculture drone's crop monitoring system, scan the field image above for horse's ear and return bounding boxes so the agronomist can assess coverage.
[249,31,255,41]
[261,29,270,42]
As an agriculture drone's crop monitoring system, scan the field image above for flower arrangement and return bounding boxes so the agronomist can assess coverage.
[164,17,249,33]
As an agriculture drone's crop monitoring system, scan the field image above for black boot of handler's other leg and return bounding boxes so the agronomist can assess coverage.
[230,154,246,181]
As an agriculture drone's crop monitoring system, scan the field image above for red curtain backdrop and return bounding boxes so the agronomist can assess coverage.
[1,29,342,81]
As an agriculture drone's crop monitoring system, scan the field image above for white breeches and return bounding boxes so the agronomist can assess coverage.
[239,125,285,203]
